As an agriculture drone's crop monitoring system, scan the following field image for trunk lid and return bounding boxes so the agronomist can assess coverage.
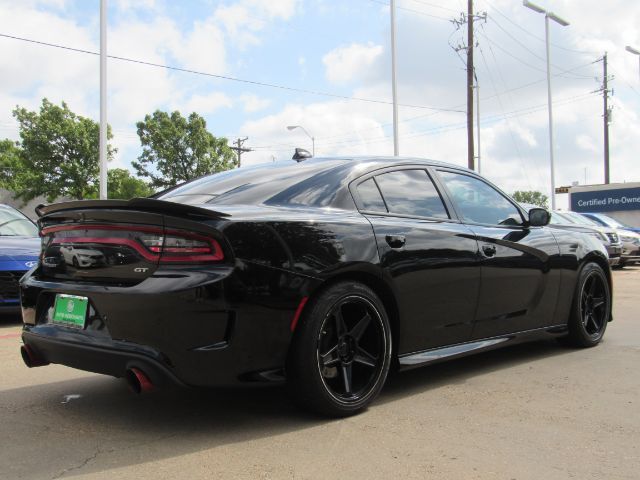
[37,199,228,285]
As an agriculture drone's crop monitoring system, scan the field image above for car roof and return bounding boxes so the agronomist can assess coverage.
[307,156,474,172]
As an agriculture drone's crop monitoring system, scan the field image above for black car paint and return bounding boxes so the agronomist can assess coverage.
[20,157,611,387]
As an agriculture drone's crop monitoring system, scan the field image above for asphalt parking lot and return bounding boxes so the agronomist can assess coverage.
[1,268,639,480]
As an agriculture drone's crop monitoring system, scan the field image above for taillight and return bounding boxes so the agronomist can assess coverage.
[140,231,223,263]
[41,224,224,264]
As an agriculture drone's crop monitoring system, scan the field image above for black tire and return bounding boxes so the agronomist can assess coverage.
[286,282,392,417]
[565,262,611,348]
[72,256,79,268]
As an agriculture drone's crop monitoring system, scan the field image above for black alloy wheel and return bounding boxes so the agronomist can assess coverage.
[565,262,610,347]
[287,282,392,417]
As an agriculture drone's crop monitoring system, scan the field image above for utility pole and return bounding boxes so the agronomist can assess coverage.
[475,79,481,174]
[466,0,474,171]
[602,52,611,184]
[452,4,485,171]
[230,137,252,168]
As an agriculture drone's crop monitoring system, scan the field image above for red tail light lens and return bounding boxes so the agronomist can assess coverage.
[140,231,223,263]
[41,224,224,264]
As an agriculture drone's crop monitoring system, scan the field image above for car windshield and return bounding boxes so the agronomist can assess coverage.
[592,214,631,229]
[0,207,38,236]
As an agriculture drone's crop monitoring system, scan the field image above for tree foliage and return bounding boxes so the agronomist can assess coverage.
[132,110,238,190]
[105,168,154,199]
[10,98,115,202]
[0,139,22,190]
[512,190,549,208]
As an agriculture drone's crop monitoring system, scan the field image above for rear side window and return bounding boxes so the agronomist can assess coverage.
[439,171,523,226]
[357,178,387,212]
[374,169,449,218]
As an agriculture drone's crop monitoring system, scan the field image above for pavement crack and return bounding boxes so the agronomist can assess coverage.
[51,445,104,480]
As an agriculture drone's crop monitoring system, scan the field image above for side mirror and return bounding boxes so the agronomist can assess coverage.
[292,148,312,162]
[528,207,550,226]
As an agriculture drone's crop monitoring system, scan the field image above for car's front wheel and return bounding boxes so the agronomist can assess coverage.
[565,262,611,347]
[287,282,392,417]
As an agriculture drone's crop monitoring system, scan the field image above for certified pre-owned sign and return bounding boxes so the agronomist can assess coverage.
[571,187,640,213]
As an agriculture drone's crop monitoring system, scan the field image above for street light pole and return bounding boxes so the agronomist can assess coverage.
[626,46,640,81]
[544,13,557,209]
[523,1,569,210]
[286,125,315,156]
[99,0,108,200]
[390,0,399,156]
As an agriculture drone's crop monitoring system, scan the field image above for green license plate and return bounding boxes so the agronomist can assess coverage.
[52,294,88,328]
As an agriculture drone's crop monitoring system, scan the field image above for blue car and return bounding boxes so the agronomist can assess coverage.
[581,212,640,234]
[0,204,39,313]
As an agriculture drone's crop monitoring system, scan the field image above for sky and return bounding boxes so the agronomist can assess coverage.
[0,0,638,209]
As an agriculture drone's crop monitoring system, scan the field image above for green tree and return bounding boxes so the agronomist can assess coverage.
[0,139,22,190]
[512,190,549,208]
[133,110,238,190]
[11,98,115,202]
[106,168,154,199]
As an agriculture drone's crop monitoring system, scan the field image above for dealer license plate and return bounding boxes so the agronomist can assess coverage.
[52,294,88,328]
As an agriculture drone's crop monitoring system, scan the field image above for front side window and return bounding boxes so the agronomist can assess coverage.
[438,171,523,226]
[374,169,449,218]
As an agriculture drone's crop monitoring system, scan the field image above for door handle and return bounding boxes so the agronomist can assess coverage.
[386,235,406,249]
[482,244,497,257]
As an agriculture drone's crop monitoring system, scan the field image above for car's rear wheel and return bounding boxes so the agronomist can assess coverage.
[565,262,610,347]
[287,282,392,417]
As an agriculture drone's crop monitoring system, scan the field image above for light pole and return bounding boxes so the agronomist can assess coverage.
[523,0,569,210]
[390,0,399,156]
[99,0,108,199]
[286,125,315,156]
[626,46,640,81]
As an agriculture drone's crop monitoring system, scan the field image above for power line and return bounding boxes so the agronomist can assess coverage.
[257,91,598,152]
[0,32,464,113]
[404,0,459,14]
[478,30,595,80]
[367,0,452,21]
[477,41,534,189]
[486,16,593,79]
[481,0,599,55]
[306,62,598,145]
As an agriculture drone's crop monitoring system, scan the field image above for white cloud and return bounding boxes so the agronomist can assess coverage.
[323,42,384,85]
[214,0,300,48]
[113,0,157,11]
[174,18,227,73]
[185,92,233,114]
[240,93,271,113]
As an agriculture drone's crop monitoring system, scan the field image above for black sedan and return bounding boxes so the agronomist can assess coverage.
[20,157,612,416]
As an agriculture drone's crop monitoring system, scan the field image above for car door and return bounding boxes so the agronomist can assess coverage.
[352,167,481,354]
[435,169,561,339]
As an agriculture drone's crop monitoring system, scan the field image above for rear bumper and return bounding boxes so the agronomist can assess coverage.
[20,264,319,387]
[22,331,183,387]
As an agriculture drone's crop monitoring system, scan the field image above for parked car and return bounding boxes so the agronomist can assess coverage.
[581,212,640,234]
[549,210,622,266]
[59,245,106,268]
[20,157,613,416]
[0,204,40,313]
[580,212,640,266]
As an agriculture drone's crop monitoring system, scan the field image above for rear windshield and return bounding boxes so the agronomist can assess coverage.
[157,159,351,208]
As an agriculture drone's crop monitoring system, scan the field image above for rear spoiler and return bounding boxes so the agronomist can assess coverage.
[35,198,230,220]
